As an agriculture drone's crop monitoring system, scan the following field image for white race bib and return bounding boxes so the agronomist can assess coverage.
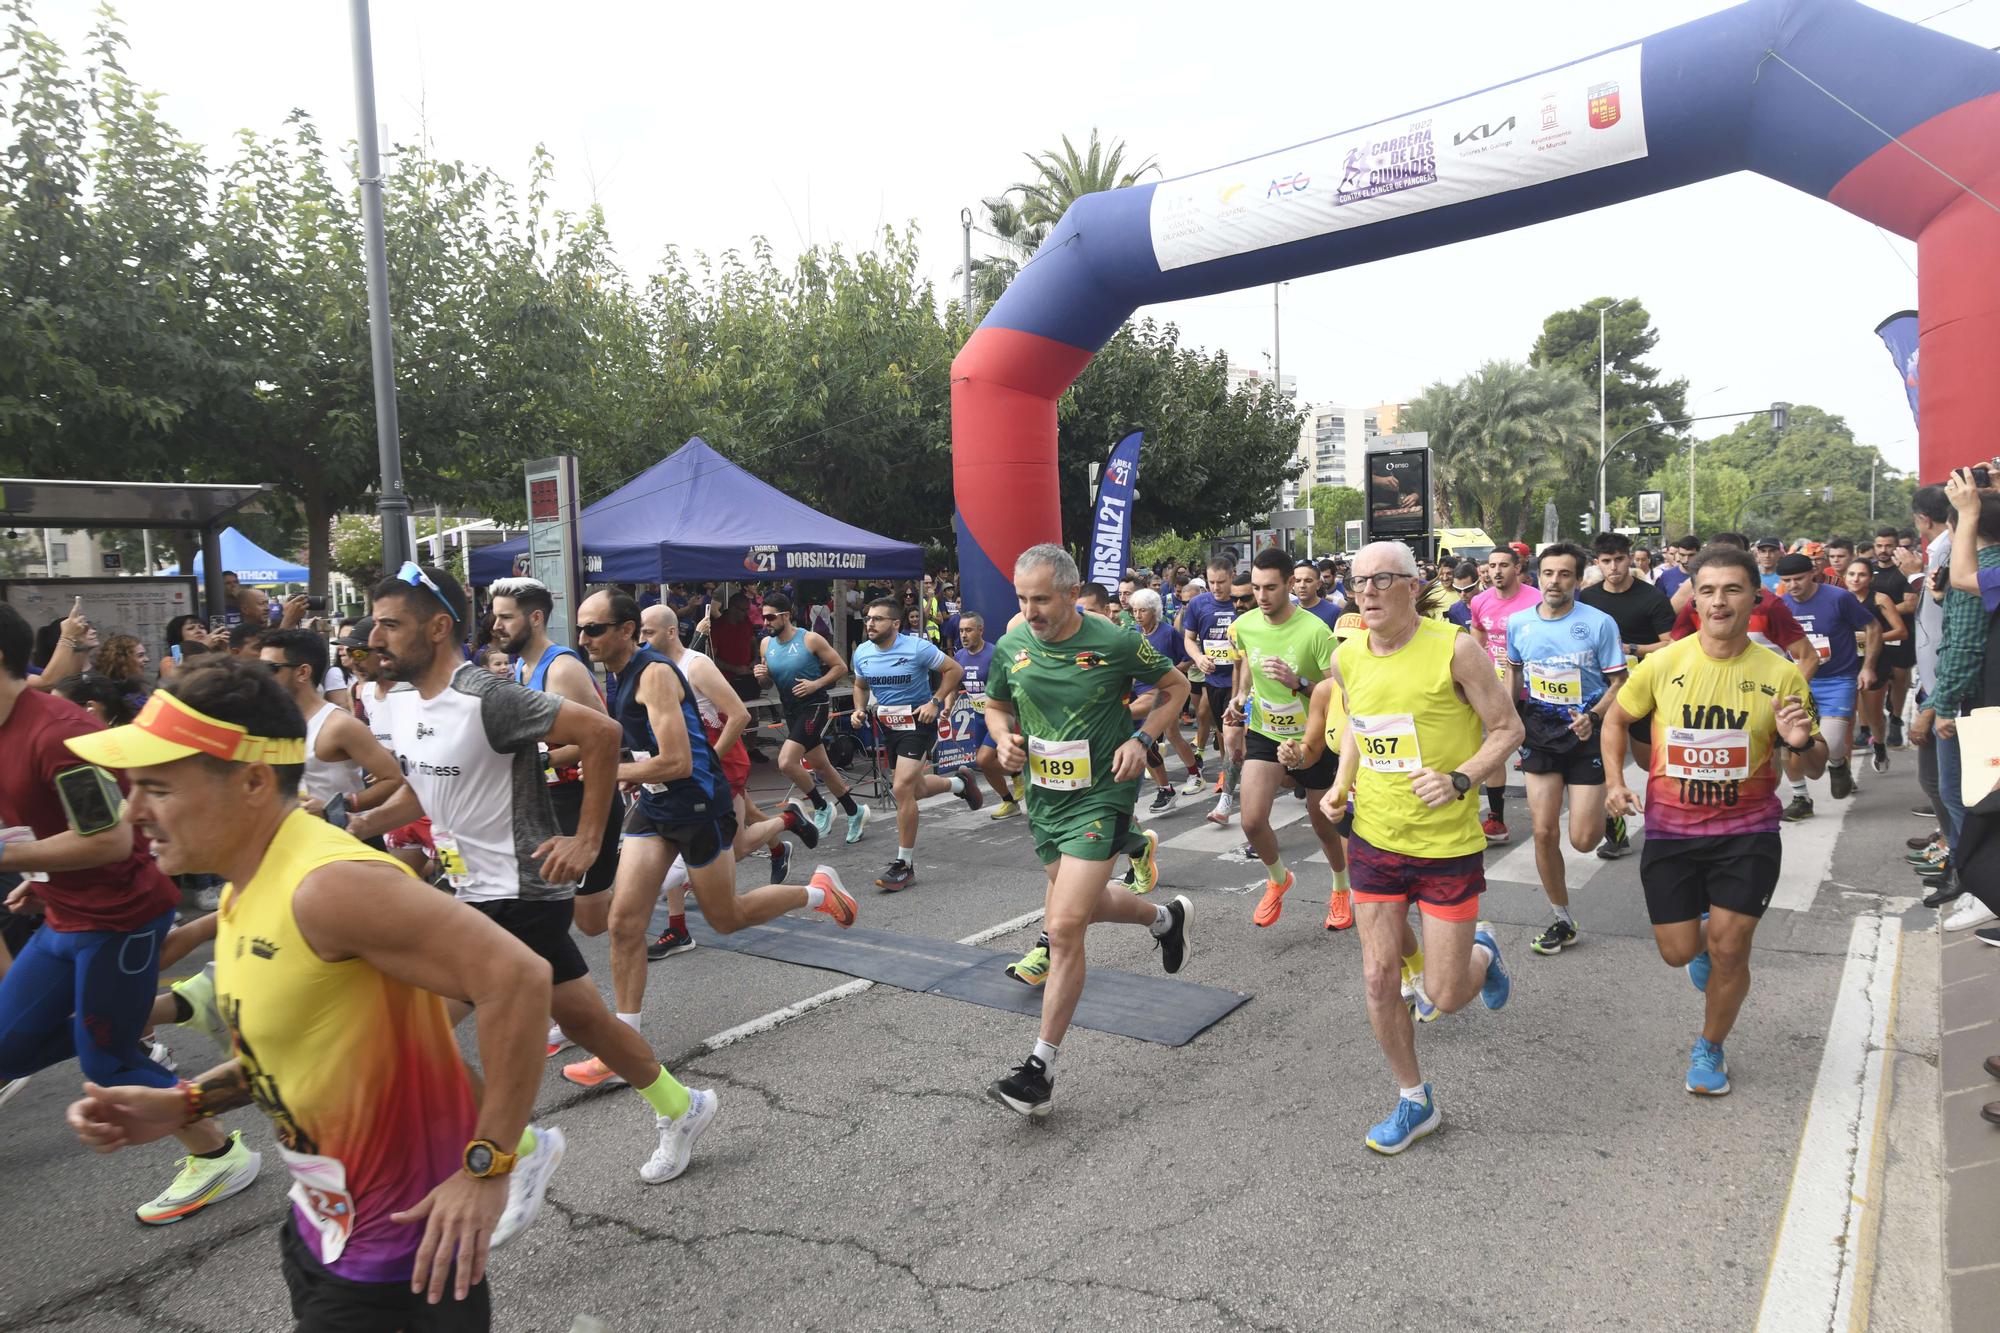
[1663,727,1751,782]
[430,829,473,891]
[624,749,668,794]
[1028,736,1092,790]
[1204,637,1236,664]
[1352,713,1422,773]
[1251,694,1307,738]
[1809,633,1831,662]
[279,1147,356,1266]
[877,705,918,731]
[1526,662,1583,707]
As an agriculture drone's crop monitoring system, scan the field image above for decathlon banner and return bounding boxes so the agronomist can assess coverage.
[1874,310,1920,429]
[1149,44,1648,271]
[1088,432,1144,589]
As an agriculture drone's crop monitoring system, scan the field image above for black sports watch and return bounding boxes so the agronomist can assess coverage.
[1448,771,1473,798]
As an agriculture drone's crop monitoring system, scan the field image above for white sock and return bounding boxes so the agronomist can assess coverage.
[949,774,966,796]
[1149,903,1173,936]
[1032,1039,1059,1069]
[804,885,825,909]
[898,845,915,866]
[1400,1083,1428,1105]
[1790,779,1808,797]
[662,859,688,894]
[1472,943,1493,974]
[616,1011,642,1034]
[1553,904,1574,925]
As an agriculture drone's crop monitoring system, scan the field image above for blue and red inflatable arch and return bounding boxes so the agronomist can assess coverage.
[951,0,2000,623]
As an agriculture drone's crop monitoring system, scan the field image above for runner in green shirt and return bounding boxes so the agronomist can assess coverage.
[1226,548,1352,931]
[982,544,1195,1118]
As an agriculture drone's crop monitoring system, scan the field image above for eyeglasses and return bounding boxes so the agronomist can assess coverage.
[1353,572,1416,591]
[392,561,459,623]
[577,622,615,638]
[264,659,302,674]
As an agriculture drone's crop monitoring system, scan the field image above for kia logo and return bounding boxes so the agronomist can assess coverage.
[1454,116,1516,146]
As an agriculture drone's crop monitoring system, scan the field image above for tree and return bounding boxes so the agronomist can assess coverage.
[1531,297,1690,502]
[1401,360,1596,543]
[962,130,1161,310]
[1645,404,1913,540]
[1306,485,1364,553]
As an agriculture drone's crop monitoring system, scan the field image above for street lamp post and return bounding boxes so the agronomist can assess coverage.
[1592,402,1790,536]
[350,0,412,573]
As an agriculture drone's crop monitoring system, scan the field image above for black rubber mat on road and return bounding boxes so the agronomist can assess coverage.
[685,912,1250,1046]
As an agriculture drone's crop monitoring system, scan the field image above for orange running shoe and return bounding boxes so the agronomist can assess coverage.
[1324,888,1354,931]
[811,866,858,928]
[1253,870,1294,927]
[561,1056,627,1089]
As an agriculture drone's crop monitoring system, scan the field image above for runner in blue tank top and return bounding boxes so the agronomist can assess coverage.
[578,590,858,1056]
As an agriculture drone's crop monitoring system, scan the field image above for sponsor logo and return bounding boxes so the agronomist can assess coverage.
[745,545,778,574]
[415,723,436,740]
[1107,457,1133,486]
[1453,116,1517,147]
[1074,651,1105,671]
[1587,81,1622,130]
[1740,680,1757,693]
[1540,99,1558,131]
[1217,182,1246,205]
[584,555,603,574]
[1014,650,1032,670]
[1266,171,1309,199]
[783,551,866,570]
[1334,126,1437,206]
[251,936,279,959]
[1569,624,1591,641]
[416,761,463,777]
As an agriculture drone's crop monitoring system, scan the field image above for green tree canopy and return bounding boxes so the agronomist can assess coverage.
[1401,360,1596,544]
[1645,404,1913,541]
[963,130,1160,311]
[1306,485,1364,553]
[1532,296,1690,500]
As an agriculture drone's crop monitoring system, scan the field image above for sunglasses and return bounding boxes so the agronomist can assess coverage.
[392,561,459,623]
[761,612,783,622]
[1231,595,1255,605]
[264,659,303,673]
[577,622,616,638]
[345,646,373,659]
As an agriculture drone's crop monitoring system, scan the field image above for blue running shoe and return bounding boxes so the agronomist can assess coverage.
[1365,1086,1441,1155]
[810,802,834,839]
[845,802,870,844]
[1475,923,1510,1010]
[1687,950,1711,993]
[1686,1037,1730,1096]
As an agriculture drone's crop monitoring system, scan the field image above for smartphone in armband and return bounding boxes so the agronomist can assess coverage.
[54,764,124,837]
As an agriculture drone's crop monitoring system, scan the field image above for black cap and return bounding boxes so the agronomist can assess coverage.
[1774,553,1815,576]
[336,617,375,649]
[1753,536,1782,550]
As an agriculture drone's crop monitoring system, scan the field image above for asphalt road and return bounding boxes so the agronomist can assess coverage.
[0,753,1950,1332]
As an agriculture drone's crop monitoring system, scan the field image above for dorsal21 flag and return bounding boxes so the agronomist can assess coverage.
[1875,310,1919,429]
[1088,432,1145,591]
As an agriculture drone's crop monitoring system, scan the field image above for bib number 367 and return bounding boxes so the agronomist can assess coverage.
[1352,713,1421,773]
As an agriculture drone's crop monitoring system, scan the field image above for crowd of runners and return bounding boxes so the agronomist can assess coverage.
[2,472,1996,1327]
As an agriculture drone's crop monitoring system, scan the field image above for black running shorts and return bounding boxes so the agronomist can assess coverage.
[280,1221,490,1333]
[1520,730,1607,786]
[468,898,588,987]
[546,781,624,897]
[1243,729,1337,790]
[621,803,736,869]
[1639,832,1782,925]
[782,696,833,748]
[879,719,937,764]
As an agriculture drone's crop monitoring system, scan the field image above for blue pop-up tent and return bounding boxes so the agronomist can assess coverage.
[159,526,308,584]
[470,438,923,585]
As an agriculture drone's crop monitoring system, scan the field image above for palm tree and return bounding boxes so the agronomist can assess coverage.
[960,130,1161,312]
[1402,360,1596,542]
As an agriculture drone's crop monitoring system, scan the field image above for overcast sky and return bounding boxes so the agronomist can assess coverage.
[50,0,1998,474]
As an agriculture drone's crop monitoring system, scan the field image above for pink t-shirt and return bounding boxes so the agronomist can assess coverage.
[1468,584,1543,666]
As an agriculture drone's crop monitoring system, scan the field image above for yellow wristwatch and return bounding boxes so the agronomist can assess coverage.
[462,1138,518,1178]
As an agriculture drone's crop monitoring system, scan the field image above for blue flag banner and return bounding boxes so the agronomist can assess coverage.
[1088,432,1145,590]
[1874,310,1920,429]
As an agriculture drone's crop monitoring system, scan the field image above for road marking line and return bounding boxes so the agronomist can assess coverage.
[693,909,1048,1055]
[1753,912,1901,1333]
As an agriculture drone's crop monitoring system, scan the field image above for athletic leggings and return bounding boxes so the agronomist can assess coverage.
[0,907,178,1087]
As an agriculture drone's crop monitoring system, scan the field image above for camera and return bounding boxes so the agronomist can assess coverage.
[304,596,327,611]
[1974,465,1991,489]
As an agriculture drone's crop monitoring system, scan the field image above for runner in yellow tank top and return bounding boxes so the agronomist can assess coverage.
[63,659,558,1326]
[1314,543,1524,1157]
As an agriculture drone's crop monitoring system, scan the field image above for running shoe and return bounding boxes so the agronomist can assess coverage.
[876,860,916,892]
[1871,742,1889,775]
[1012,774,1027,802]
[1827,763,1855,800]
[561,1056,628,1090]
[989,800,1021,820]
[546,1024,574,1058]
[810,867,857,927]
[1481,815,1509,844]
[1179,770,1209,796]
[1147,787,1179,817]
[135,1130,262,1225]
[0,1076,27,1112]
[1253,870,1294,928]
[1206,792,1236,826]
[1906,841,1945,865]
[1475,923,1510,1010]
[1856,726,1872,749]
[1154,895,1194,974]
[1687,950,1712,993]
[1910,805,1933,817]
[780,804,820,850]
[169,963,229,1049]
[145,1038,176,1074]
[768,841,792,885]
[1006,944,1050,987]
[1686,1037,1730,1096]
[1324,889,1354,931]
[648,925,695,960]
[1128,828,1160,896]
[1596,817,1631,860]
[1976,927,2000,949]
[641,1088,718,1185]
[493,1125,565,1248]
[1922,878,1960,909]
[1780,795,1815,822]
[1365,1086,1441,1155]
[845,803,870,844]
[810,801,835,839]
[955,768,984,812]
[1907,832,1939,851]
[1529,919,1578,955]
[1912,853,1952,878]
[1944,897,1999,932]
[1888,717,1905,748]
[1399,963,1439,1023]
[988,1055,1053,1118]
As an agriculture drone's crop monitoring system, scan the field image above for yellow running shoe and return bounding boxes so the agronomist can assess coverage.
[135,1129,262,1226]
[1005,945,1050,987]
[1128,828,1160,895]
[988,800,1021,820]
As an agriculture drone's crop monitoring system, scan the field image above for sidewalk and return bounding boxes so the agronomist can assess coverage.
[1938,923,2000,1325]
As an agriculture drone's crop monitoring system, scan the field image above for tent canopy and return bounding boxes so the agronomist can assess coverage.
[159,526,306,584]
[470,438,924,585]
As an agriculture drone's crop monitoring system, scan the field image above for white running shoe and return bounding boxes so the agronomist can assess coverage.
[1943,896,1998,932]
[1206,792,1235,826]
[1179,771,1209,796]
[641,1088,718,1184]
[0,1076,29,1112]
[492,1125,565,1248]
[545,1024,574,1058]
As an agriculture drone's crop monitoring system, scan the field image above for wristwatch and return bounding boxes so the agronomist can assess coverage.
[1448,771,1472,799]
[462,1139,518,1179]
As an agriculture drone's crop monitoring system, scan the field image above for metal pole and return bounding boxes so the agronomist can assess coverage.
[1688,438,1697,535]
[40,528,51,574]
[141,527,153,574]
[1272,284,1282,399]
[1870,458,1877,522]
[960,207,974,321]
[1597,304,1608,532]
[350,0,412,572]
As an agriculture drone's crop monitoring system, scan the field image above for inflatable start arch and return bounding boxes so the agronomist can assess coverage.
[951,0,2000,621]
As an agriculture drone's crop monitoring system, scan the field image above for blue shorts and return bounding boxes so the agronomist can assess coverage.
[0,907,178,1087]
[1809,673,1858,721]
[965,715,992,751]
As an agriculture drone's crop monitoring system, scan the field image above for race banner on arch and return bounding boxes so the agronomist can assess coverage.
[1088,431,1145,589]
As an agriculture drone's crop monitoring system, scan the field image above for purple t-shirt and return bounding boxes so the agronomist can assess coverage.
[1979,565,2000,616]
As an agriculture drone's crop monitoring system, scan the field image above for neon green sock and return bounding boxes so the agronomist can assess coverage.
[638,1067,692,1120]
[1266,855,1287,885]
[516,1127,537,1157]
[1402,947,1425,979]
[1333,867,1350,891]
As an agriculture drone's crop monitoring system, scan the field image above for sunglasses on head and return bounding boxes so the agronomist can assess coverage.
[392,561,459,623]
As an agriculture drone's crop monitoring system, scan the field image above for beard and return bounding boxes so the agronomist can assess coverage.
[376,638,436,683]
[493,622,533,656]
